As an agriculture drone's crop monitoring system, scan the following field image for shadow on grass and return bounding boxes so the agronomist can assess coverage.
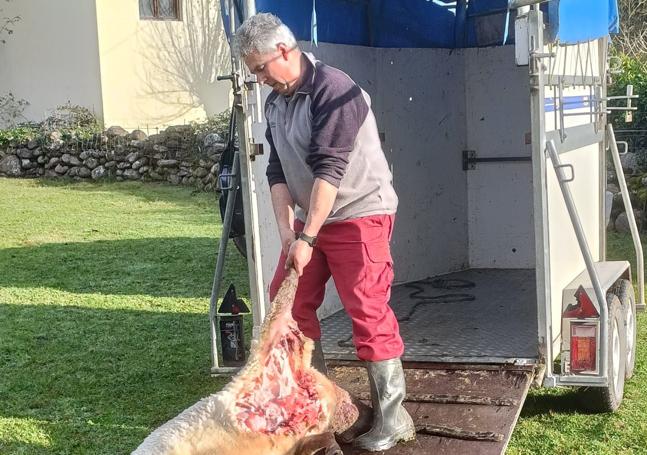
[0,303,229,454]
[0,237,248,298]
[0,441,55,455]
[520,388,603,417]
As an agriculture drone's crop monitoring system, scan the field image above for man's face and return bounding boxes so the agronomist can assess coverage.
[244,43,297,95]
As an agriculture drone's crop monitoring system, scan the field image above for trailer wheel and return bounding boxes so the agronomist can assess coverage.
[581,293,626,413]
[616,279,637,380]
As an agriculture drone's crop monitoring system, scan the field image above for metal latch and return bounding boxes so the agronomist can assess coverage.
[462,150,532,171]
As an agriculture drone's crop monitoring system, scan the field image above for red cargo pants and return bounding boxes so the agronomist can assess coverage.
[269,214,404,362]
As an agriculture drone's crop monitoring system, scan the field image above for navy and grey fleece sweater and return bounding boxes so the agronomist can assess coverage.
[264,52,398,224]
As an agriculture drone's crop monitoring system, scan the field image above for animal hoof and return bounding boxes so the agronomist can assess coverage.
[313,447,343,455]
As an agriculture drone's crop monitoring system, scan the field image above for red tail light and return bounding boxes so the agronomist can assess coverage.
[563,286,599,318]
[570,323,597,373]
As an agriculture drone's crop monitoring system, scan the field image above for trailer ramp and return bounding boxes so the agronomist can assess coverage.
[330,362,535,455]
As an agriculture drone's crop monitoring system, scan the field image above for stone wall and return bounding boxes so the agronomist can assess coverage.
[0,125,226,191]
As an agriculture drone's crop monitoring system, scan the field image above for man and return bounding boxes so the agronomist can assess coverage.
[233,13,415,452]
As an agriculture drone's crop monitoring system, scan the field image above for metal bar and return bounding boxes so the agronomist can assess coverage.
[227,0,238,74]
[551,376,608,386]
[598,37,608,262]
[559,98,597,106]
[558,78,566,141]
[463,156,531,170]
[626,85,634,123]
[610,129,647,133]
[605,95,639,101]
[546,75,603,87]
[546,139,609,379]
[584,42,592,94]
[532,51,556,59]
[207,0,244,376]
[563,111,604,117]
[548,43,557,78]
[226,0,270,342]
[237,100,269,339]
[462,150,531,170]
[471,157,532,162]
[553,88,558,134]
[586,51,597,123]
[575,41,584,87]
[235,0,268,342]
[562,44,568,86]
[209,150,241,373]
[528,8,554,387]
[608,124,646,311]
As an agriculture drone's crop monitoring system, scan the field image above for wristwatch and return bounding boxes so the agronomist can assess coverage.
[298,232,318,247]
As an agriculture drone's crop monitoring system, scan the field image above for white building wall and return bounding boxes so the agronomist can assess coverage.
[0,0,104,126]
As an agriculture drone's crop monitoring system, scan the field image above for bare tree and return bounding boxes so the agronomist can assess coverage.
[138,0,232,122]
[614,0,647,61]
[0,0,20,44]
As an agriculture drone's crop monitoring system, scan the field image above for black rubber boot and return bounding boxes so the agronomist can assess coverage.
[311,339,328,376]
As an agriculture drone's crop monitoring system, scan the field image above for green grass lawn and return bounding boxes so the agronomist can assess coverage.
[0,178,247,454]
[508,232,647,455]
[1,178,646,454]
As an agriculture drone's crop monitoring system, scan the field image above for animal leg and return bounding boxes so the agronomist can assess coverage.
[295,432,343,455]
[337,394,373,444]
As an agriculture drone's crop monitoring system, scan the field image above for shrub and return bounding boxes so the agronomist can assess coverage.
[0,103,102,148]
[190,109,231,140]
[0,92,29,128]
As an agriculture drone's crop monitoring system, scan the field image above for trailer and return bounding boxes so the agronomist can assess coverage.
[213,1,643,453]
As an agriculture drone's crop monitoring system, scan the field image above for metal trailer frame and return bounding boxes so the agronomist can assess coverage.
[210,0,266,375]
[523,6,643,388]
[216,1,643,391]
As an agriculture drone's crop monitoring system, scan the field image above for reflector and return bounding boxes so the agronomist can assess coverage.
[570,323,597,373]
[563,286,600,318]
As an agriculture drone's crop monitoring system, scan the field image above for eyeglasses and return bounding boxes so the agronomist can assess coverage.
[250,53,282,76]
[249,45,298,76]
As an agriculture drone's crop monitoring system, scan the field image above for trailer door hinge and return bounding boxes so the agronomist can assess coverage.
[463,150,477,170]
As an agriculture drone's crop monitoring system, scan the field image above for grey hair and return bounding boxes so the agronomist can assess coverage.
[232,13,298,58]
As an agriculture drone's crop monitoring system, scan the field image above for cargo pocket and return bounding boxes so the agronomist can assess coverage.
[361,241,394,296]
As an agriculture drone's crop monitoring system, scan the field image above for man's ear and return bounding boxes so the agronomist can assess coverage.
[277,42,290,60]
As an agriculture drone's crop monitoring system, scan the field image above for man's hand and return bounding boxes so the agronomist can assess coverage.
[279,225,296,255]
[286,239,313,276]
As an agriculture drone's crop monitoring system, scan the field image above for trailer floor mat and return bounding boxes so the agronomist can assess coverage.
[321,268,538,363]
[330,362,535,455]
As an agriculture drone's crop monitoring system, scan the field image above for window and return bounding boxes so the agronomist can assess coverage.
[139,0,181,20]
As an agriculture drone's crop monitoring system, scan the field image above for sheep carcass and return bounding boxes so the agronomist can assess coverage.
[133,269,360,455]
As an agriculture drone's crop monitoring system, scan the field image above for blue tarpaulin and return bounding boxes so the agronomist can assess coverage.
[548,0,619,43]
[223,0,620,48]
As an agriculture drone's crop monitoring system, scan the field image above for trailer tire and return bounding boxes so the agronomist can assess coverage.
[616,279,637,380]
[581,293,626,413]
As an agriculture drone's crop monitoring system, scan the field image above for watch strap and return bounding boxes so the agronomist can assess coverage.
[298,232,317,247]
